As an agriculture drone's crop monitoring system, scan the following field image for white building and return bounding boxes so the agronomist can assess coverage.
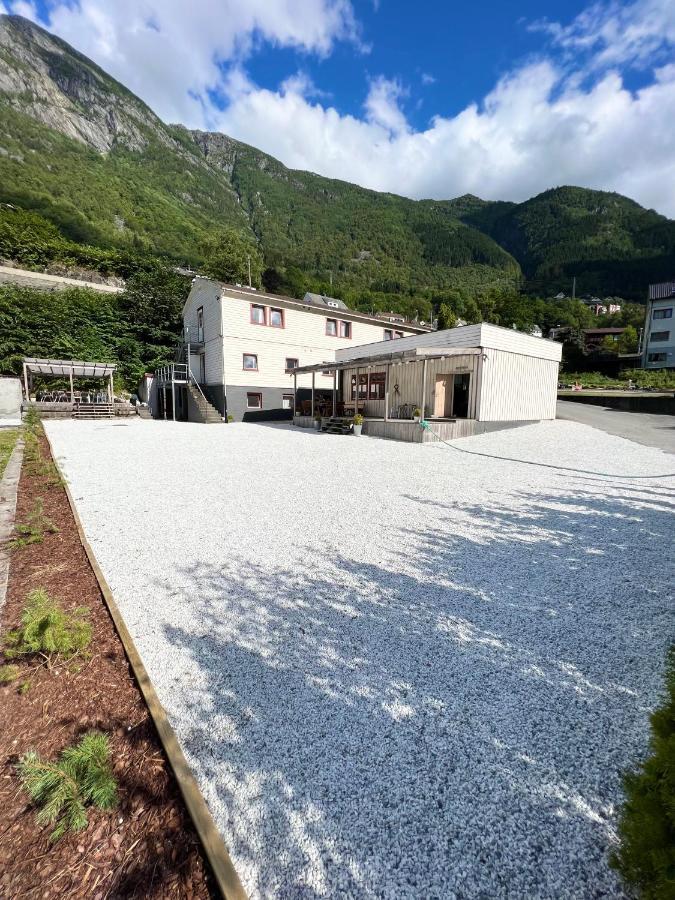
[643,282,675,369]
[169,279,429,421]
[292,322,563,443]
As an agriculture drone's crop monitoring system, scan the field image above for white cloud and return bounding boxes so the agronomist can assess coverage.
[363,76,409,134]
[216,59,675,214]
[3,0,675,215]
[531,0,675,70]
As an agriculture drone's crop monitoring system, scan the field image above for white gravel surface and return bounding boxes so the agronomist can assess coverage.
[45,418,675,899]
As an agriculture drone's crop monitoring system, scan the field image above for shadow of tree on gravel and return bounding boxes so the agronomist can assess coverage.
[156,479,674,899]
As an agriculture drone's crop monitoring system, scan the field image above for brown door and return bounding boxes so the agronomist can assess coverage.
[434,375,453,417]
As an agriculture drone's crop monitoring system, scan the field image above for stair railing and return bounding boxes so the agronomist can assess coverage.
[188,368,222,419]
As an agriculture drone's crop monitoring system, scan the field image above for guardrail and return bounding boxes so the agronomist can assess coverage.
[155,363,189,385]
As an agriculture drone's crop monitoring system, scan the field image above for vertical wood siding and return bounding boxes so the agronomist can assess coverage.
[478,349,559,421]
[341,355,480,418]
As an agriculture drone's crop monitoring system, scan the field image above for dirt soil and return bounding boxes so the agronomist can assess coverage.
[0,430,217,899]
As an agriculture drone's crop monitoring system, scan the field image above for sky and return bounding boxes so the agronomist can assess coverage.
[3,0,675,215]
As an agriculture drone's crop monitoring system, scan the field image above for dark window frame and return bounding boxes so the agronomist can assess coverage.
[246,392,263,409]
[242,352,259,371]
[250,304,267,326]
[269,307,285,328]
[285,357,299,372]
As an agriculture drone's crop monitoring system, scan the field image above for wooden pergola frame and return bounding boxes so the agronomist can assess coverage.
[22,357,116,404]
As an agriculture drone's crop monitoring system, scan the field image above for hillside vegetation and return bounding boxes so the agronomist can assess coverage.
[1,12,673,309]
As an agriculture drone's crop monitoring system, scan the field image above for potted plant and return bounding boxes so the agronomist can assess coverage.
[314,413,322,431]
[352,413,364,436]
[413,407,422,423]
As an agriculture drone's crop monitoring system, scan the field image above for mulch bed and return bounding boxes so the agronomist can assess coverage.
[0,429,217,899]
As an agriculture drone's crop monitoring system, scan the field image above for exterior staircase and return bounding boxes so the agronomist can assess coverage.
[187,383,223,423]
[320,416,353,435]
[73,403,114,419]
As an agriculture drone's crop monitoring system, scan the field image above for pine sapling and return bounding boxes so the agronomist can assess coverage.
[10,498,59,548]
[4,588,91,662]
[19,731,117,841]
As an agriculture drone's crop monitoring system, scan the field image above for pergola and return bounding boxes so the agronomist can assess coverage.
[22,358,116,403]
[292,346,482,420]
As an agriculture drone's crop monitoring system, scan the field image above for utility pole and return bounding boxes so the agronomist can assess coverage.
[247,255,252,288]
[329,271,333,289]
[572,276,576,299]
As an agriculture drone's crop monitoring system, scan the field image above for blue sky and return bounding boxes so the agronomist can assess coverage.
[4,0,675,214]
[244,0,596,127]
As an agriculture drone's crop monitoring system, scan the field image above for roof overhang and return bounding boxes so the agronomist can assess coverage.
[23,358,116,378]
[292,346,481,374]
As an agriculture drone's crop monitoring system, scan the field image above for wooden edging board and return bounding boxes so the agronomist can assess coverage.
[44,428,247,900]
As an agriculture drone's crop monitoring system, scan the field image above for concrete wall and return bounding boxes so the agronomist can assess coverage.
[559,392,675,415]
[0,378,22,420]
[225,385,294,422]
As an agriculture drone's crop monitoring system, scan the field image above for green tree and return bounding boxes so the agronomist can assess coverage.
[201,227,263,287]
[617,325,639,354]
[436,303,457,330]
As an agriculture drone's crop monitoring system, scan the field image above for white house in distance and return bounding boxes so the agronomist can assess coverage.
[643,281,675,369]
[171,278,430,421]
[292,323,563,443]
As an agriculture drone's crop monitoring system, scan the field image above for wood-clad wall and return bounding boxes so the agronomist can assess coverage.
[340,354,480,418]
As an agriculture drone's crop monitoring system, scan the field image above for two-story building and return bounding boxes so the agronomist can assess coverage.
[643,282,675,369]
[172,279,430,421]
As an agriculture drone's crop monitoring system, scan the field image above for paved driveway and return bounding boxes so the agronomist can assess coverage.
[557,399,675,453]
[45,419,675,899]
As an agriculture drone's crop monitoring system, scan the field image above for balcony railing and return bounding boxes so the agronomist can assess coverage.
[182,325,204,345]
[155,363,189,385]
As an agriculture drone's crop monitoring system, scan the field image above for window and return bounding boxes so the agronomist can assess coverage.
[369,372,385,400]
[383,329,393,341]
[650,331,670,341]
[653,308,673,319]
[251,304,266,325]
[269,307,284,328]
[326,318,337,336]
[243,353,258,371]
[338,320,352,338]
[285,357,299,372]
[246,392,262,409]
[197,306,204,342]
[647,352,667,362]
[282,394,294,410]
[350,374,369,400]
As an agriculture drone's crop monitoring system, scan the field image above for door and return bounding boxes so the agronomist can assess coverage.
[199,353,206,384]
[452,373,470,418]
[434,375,453,417]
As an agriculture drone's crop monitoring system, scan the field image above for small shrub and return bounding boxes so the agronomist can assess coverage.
[19,731,117,841]
[353,413,364,425]
[18,680,31,695]
[10,498,58,548]
[611,645,675,899]
[23,407,41,429]
[4,588,91,661]
[0,664,20,683]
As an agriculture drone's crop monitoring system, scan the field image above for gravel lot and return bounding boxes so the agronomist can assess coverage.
[45,418,675,899]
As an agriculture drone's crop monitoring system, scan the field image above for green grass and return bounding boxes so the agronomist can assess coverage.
[0,428,18,479]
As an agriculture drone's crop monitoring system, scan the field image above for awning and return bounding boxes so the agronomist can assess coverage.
[23,358,116,377]
[292,346,481,375]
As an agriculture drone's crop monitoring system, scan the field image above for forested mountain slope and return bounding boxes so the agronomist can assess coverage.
[1,13,673,302]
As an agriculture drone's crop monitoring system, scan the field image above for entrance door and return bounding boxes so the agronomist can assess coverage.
[452,373,471,418]
[199,353,206,384]
[434,375,453,417]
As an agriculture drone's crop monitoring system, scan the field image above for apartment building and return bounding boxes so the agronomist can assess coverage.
[180,278,430,420]
[643,282,675,369]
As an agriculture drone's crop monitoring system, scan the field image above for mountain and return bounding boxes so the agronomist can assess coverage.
[0,13,674,303]
[458,186,675,299]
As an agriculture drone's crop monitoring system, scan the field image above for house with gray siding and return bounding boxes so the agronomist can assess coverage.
[643,282,675,369]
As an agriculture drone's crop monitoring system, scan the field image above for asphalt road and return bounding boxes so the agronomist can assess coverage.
[557,400,675,454]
